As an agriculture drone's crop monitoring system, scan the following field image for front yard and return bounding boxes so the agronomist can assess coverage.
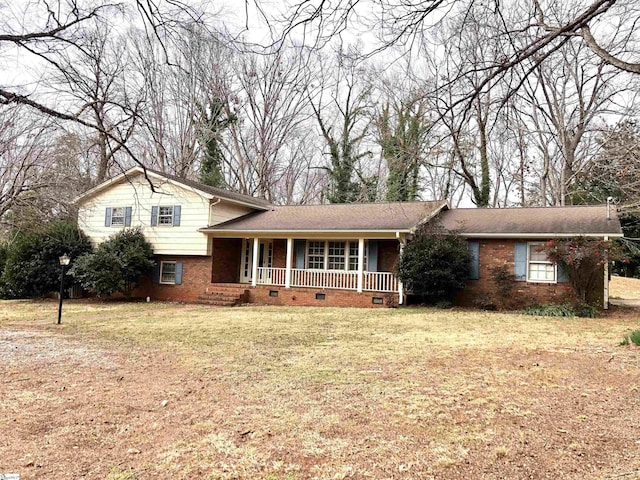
[1,300,639,479]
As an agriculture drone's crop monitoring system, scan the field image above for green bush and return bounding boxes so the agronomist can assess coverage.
[522,304,576,317]
[396,225,471,304]
[1,221,92,298]
[620,329,640,346]
[69,227,154,297]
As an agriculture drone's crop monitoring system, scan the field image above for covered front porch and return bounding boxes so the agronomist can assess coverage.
[209,236,406,303]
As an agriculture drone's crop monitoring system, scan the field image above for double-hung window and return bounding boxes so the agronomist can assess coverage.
[527,243,556,282]
[105,206,131,227]
[160,262,177,284]
[110,207,125,226]
[307,241,325,269]
[307,240,367,271]
[151,205,181,227]
[158,206,174,225]
[327,241,346,270]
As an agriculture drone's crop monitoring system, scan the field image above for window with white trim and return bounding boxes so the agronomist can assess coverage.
[110,207,125,226]
[307,240,367,271]
[160,261,177,284]
[328,241,346,270]
[307,241,325,269]
[158,206,174,225]
[527,243,556,282]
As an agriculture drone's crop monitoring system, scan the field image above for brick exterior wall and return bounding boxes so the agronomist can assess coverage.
[272,239,287,268]
[248,285,398,308]
[136,255,213,302]
[377,240,399,272]
[211,238,242,283]
[456,238,602,308]
[134,237,603,309]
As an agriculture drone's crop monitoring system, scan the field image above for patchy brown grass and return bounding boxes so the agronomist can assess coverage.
[610,274,640,299]
[1,300,640,479]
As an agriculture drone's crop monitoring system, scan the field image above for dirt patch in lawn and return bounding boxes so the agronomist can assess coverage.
[1,301,640,479]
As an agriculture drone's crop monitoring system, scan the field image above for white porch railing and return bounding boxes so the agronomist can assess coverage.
[255,267,398,293]
[256,267,286,286]
[291,269,359,290]
[363,271,399,293]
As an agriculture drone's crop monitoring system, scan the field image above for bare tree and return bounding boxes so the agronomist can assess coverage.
[0,106,57,230]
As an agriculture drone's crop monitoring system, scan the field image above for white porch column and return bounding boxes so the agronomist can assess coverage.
[251,237,259,287]
[398,237,406,305]
[357,238,365,293]
[285,237,293,288]
[604,235,609,309]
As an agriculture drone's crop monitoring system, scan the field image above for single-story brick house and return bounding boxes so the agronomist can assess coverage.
[76,167,623,308]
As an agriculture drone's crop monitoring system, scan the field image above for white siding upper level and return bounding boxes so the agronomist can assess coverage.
[77,170,256,256]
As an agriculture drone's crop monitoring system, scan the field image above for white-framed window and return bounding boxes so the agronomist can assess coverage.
[307,240,367,271]
[160,261,177,284]
[527,243,556,283]
[110,207,125,227]
[307,241,325,269]
[328,241,346,270]
[158,206,174,225]
[348,241,361,271]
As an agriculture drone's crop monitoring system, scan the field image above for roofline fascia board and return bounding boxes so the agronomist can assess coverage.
[211,196,271,211]
[459,232,624,238]
[73,167,143,204]
[74,166,270,210]
[199,228,412,236]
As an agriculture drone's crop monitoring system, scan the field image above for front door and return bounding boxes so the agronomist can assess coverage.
[240,239,273,284]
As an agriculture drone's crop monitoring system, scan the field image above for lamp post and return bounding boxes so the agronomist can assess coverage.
[57,253,70,325]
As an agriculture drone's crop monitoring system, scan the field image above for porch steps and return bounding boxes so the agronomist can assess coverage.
[196,284,249,307]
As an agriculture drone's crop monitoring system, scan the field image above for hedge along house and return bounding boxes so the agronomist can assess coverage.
[76,167,623,308]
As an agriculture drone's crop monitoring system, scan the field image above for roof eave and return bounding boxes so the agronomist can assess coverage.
[459,232,624,238]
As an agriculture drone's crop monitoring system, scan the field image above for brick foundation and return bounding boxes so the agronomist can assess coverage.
[248,285,398,308]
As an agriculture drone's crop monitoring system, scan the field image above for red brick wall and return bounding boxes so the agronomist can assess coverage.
[136,255,212,302]
[377,240,399,272]
[272,239,287,268]
[211,238,242,283]
[456,238,597,308]
[249,285,398,308]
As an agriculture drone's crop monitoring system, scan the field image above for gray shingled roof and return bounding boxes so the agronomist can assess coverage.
[205,201,448,231]
[140,168,271,209]
[439,205,622,236]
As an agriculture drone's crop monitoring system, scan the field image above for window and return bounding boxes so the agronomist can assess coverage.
[151,205,181,227]
[158,206,174,225]
[307,241,325,269]
[110,207,125,226]
[527,243,556,282]
[328,241,346,270]
[348,242,359,271]
[160,262,177,284]
[306,240,367,270]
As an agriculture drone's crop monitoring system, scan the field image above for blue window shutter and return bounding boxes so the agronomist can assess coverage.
[152,261,160,284]
[367,240,378,272]
[294,239,306,268]
[151,206,158,226]
[175,262,183,285]
[514,242,527,281]
[105,207,112,227]
[124,206,132,227]
[468,241,480,280]
[173,205,181,226]
[557,262,569,283]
